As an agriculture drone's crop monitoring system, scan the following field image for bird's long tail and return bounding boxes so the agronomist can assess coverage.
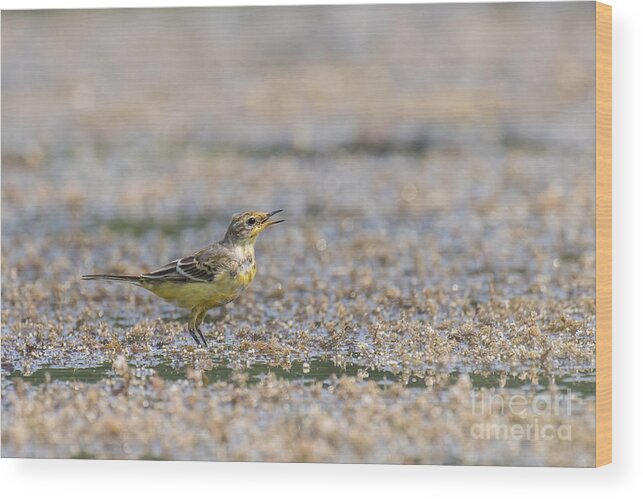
[82,274,142,283]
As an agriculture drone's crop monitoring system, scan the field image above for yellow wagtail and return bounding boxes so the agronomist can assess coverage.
[82,210,284,347]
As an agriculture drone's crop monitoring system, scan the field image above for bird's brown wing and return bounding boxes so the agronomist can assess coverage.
[142,244,235,283]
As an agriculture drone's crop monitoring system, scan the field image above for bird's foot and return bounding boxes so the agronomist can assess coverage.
[196,328,208,348]
[188,328,201,346]
[187,328,208,348]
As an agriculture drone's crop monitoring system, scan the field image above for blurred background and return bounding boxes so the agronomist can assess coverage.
[2,3,594,223]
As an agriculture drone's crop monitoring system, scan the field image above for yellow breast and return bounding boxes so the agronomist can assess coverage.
[233,244,257,288]
[236,265,257,287]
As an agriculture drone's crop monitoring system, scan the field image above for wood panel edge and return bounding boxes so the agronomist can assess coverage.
[595,0,612,468]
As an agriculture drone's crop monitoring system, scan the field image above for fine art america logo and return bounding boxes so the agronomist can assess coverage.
[469,389,582,441]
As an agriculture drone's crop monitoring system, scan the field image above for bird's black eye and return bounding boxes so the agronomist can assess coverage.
[246,217,256,226]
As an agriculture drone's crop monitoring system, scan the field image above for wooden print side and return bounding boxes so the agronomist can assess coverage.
[595,1,612,468]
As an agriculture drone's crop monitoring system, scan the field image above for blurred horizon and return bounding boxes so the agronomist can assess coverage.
[2,3,596,256]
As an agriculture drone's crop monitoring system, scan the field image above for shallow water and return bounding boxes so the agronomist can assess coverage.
[5,358,597,398]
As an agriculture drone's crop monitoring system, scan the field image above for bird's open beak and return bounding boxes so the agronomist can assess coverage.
[263,209,285,228]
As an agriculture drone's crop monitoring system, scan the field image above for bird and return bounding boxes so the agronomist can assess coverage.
[82,210,284,347]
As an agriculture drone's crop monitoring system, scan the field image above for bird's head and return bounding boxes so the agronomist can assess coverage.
[223,210,284,245]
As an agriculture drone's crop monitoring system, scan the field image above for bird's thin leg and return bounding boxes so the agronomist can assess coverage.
[187,312,203,347]
[196,328,207,347]
[187,327,201,346]
[194,308,208,347]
